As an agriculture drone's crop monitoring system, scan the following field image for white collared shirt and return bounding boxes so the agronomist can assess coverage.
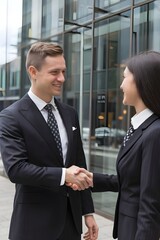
[28,89,68,185]
[131,108,153,130]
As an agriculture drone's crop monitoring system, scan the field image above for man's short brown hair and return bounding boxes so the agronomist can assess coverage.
[26,42,63,70]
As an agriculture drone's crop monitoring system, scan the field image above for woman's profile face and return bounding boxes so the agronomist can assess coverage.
[120,67,141,108]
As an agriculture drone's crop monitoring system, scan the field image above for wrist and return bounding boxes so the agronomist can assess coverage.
[65,168,69,182]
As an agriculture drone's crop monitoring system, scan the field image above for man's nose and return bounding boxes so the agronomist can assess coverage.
[57,72,65,82]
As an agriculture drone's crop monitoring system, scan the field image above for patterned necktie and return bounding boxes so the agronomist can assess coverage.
[44,104,63,157]
[123,124,134,147]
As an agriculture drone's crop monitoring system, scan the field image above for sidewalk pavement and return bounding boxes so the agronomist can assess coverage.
[0,172,114,240]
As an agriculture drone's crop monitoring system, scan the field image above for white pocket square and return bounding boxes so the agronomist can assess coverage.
[72,126,77,131]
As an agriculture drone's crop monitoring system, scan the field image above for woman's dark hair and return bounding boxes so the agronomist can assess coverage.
[126,51,160,116]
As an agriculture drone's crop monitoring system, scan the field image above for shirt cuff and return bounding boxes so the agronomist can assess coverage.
[84,213,94,216]
[60,168,66,185]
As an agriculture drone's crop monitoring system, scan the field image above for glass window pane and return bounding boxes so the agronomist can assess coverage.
[63,26,92,165]
[134,0,147,4]
[95,0,131,18]
[64,0,93,30]
[133,1,160,53]
[0,0,22,100]
[22,0,37,45]
[91,11,130,217]
[42,0,64,38]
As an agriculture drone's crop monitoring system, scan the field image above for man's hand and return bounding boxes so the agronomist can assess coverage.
[83,215,99,240]
[65,165,93,190]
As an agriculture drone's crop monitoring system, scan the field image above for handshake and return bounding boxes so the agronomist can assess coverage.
[65,166,93,191]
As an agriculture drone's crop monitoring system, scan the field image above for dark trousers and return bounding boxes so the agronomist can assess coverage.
[9,199,81,240]
[58,199,81,240]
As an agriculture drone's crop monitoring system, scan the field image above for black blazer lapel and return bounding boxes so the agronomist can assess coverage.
[117,114,159,164]
[19,94,63,164]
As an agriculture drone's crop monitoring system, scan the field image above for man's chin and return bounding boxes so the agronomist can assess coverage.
[52,91,61,97]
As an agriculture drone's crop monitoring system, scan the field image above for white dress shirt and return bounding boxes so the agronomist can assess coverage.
[28,89,68,185]
[131,108,153,130]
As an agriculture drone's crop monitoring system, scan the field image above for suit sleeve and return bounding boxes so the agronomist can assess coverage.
[135,126,160,240]
[92,173,118,192]
[0,109,62,189]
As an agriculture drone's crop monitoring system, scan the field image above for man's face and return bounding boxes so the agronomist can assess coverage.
[30,55,66,102]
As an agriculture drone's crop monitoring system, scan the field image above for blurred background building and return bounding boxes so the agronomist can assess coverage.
[0,0,160,220]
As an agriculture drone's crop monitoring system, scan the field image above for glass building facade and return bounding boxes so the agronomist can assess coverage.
[1,0,160,219]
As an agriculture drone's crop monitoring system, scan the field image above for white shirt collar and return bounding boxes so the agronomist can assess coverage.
[28,89,56,111]
[131,108,153,129]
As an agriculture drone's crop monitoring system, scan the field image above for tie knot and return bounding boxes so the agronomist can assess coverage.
[44,104,53,113]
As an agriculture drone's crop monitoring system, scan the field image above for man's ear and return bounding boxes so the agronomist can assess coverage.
[28,66,38,80]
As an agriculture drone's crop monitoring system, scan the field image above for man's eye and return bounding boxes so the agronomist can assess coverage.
[51,71,58,75]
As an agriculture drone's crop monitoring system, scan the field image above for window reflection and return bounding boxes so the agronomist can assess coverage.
[95,0,131,18]
[64,0,93,28]
[42,0,64,37]
[133,1,160,53]
[91,12,130,217]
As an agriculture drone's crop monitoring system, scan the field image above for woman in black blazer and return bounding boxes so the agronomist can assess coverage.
[76,51,160,240]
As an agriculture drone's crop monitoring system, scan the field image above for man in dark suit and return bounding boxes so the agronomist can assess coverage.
[0,42,98,240]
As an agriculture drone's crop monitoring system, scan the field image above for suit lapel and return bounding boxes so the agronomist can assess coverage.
[117,114,159,164]
[19,94,63,164]
[117,128,142,163]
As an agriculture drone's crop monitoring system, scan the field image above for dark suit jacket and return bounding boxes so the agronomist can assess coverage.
[0,94,94,240]
[93,114,160,240]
